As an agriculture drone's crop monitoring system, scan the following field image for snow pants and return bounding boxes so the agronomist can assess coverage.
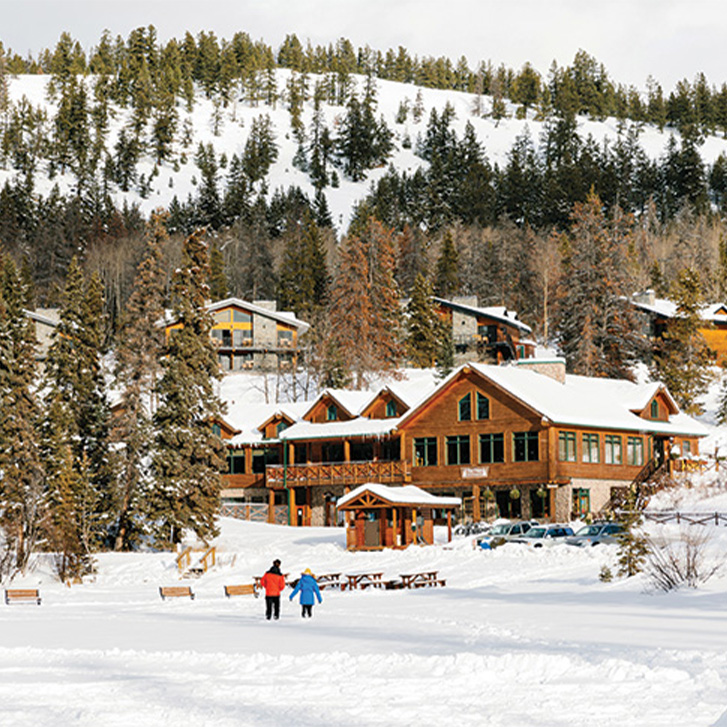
[265,596,280,620]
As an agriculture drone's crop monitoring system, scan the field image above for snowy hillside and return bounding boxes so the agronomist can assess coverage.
[5,70,727,233]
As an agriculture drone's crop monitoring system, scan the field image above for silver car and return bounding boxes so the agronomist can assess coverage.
[509,524,574,548]
[565,522,624,547]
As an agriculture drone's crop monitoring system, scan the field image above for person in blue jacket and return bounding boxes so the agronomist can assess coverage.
[289,568,322,618]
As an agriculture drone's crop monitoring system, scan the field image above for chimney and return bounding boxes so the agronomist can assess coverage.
[633,290,656,307]
[253,300,277,312]
[515,357,566,384]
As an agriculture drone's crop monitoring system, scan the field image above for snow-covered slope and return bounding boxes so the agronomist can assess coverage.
[5,71,727,233]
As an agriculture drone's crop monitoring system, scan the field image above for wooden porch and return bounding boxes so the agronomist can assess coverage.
[266,460,411,488]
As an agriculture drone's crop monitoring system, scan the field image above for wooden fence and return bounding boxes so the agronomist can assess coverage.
[642,511,727,526]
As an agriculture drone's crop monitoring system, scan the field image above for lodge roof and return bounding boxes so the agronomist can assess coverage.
[337,483,461,509]
[632,294,727,324]
[434,297,533,334]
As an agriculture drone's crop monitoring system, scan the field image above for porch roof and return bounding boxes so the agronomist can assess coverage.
[337,483,461,509]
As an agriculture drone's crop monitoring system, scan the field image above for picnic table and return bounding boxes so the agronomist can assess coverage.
[345,572,385,590]
[253,573,290,590]
[316,573,343,590]
[399,571,446,588]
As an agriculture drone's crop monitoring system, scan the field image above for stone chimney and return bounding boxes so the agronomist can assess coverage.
[514,357,566,384]
[633,290,656,306]
[253,300,277,312]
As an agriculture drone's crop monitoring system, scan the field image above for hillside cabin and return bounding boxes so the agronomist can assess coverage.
[337,484,461,550]
[216,359,706,528]
[434,296,535,364]
[632,290,727,363]
[164,297,309,373]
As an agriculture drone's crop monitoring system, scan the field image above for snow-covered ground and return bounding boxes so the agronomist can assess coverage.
[2,516,727,726]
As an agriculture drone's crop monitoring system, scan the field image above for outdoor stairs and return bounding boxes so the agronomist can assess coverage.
[176,546,216,579]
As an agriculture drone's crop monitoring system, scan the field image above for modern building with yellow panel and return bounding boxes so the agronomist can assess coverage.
[165,297,309,373]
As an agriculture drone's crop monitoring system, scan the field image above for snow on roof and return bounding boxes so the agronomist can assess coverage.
[632,296,727,324]
[163,297,310,333]
[279,416,400,442]
[469,363,707,437]
[337,483,461,508]
[24,309,59,327]
[434,297,533,334]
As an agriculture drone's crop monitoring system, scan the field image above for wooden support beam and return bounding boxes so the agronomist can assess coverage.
[343,440,351,463]
[268,488,275,524]
[447,510,452,543]
[472,483,481,522]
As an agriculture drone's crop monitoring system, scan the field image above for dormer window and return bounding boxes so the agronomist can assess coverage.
[458,393,471,421]
[276,421,289,436]
[386,400,397,417]
[211,423,221,437]
[326,404,338,421]
[650,399,659,419]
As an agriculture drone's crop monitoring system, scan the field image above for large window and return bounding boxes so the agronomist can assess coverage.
[627,436,644,466]
[213,310,230,324]
[326,404,338,421]
[414,437,437,467]
[476,392,490,420]
[386,400,397,417]
[605,435,622,465]
[227,453,246,474]
[582,433,599,463]
[458,394,472,421]
[513,432,539,462]
[558,432,577,462]
[446,435,471,465]
[479,433,504,463]
[573,488,590,516]
[650,399,659,419]
[232,309,251,323]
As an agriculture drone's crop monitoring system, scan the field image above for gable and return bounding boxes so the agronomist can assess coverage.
[304,394,354,423]
[639,389,677,421]
[361,390,408,419]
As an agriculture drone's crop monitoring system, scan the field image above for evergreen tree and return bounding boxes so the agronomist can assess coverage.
[152,229,225,546]
[434,231,460,298]
[0,257,45,575]
[405,273,440,367]
[208,242,229,300]
[111,212,168,550]
[650,268,713,413]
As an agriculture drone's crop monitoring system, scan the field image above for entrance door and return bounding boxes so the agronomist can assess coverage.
[654,438,665,466]
[364,514,380,547]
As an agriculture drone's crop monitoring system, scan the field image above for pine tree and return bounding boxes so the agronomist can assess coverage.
[0,257,45,575]
[111,212,167,550]
[434,231,460,298]
[208,242,229,300]
[406,273,440,367]
[650,268,713,413]
[152,229,225,546]
[616,486,650,578]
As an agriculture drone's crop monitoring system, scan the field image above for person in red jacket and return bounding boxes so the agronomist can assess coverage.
[260,559,286,620]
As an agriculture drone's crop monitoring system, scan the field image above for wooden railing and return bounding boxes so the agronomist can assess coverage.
[265,460,410,487]
[176,547,193,573]
[641,511,727,526]
[220,502,269,522]
[200,547,216,572]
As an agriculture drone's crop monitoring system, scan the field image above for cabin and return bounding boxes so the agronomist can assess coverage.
[632,290,727,363]
[218,359,707,527]
[337,484,460,550]
[164,297,309,373]
[25,308,60,365]
[434,296,535,364]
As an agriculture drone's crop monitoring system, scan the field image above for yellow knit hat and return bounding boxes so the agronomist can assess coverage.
[303,568,314,576]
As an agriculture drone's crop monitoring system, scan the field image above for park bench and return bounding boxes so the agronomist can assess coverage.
[345,572,385,590]
[224,584,258,598]
[4,588,42,605]
[159,585,195,601]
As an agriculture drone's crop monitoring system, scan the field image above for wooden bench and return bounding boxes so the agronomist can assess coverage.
[4,589,41,605]
[400,572,446,589]
[159,586,195,601]
[224,584,258,598]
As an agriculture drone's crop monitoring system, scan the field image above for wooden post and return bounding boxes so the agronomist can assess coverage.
[288,487,296,526]
[288,443,295,465]
[447,509,452,543]
[472,483,481,522]
[412,507,417,545]
[549,486,556,523]
[393,507,399,547]
[547,428,556,483]
[245,448,252,475]
[268,489,275,524]
[306,486,312,526]
[343,439,351,462]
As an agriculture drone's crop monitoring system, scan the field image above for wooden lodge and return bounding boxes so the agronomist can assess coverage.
[164,297,309,373]
[217,358,707,528]
[434,296,535,364]
[336,484,461,550]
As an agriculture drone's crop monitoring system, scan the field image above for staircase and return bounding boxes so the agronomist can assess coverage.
[176,546,217,579]
[597,457,670,516]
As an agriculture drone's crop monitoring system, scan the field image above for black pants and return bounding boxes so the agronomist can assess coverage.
[301,604,313,618]
[265,595,280,620]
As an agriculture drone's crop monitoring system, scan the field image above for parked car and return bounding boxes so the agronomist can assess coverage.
[475,520,537,549]
[565,522,624,547]
[454,521,491,537]
[508,524,574,548]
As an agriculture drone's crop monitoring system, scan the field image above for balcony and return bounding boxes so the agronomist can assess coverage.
[266,460,411,488]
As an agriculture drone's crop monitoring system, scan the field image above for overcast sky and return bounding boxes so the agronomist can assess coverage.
[3,0,727,92]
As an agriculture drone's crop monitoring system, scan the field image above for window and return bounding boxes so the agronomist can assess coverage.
[582,433,599,463]
[228,453,246,474]
[446,435,471,465]
[682,440,692,455]
[276,421,289,437]
[513,432,539,462]
[558,432,577,462]
[212,423,221,437]
[479,433,504,463]
[627,437,644,466]
[476,392,490,420]
[605,435,622,465]
[326,404,338,421]
[278,329,294,346]
[213,310,230,324]
[386,400,397,417]
[232,309,251,323]
[458,393,471,421]
[212,329,231,347]
[413,437,437,467]
[650,399,659,419]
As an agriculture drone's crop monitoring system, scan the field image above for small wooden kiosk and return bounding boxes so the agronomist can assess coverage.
[337,483,461,551]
